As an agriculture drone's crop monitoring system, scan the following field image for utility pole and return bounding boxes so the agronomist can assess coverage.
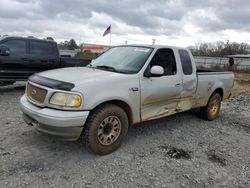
[79,32,81,47]
[152,39,156,45]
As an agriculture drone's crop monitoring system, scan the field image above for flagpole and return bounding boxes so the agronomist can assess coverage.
[109,32,111,47]
[103,25,111,47]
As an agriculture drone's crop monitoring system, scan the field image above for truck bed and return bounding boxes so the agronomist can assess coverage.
[197,68,230,73]
[194,70,234,107]
[61,57,91,67]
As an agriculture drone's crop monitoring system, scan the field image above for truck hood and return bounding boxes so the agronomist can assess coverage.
[37,67,127,86]
[32,66,140,114]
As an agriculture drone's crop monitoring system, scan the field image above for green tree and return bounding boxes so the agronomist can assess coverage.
[190,41,250,57]
[58,39,79,50]
[68,39,78,50]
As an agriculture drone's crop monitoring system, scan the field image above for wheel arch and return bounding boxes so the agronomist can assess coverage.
[90,100,134,125]
[206,88,224,105]
[212,88,224,99]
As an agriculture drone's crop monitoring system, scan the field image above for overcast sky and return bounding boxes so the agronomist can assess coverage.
[1,0,250,47]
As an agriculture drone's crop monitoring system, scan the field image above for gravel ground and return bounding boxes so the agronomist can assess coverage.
[0,82,249,188]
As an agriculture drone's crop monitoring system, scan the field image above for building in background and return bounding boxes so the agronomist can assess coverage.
[60,49,80,57]
[80,43,109,53]
[59,43,109,58]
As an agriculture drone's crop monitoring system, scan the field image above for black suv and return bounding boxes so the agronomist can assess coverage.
[0,36,90,86]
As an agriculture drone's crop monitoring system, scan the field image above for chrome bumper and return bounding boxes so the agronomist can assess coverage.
[20,95,89,140]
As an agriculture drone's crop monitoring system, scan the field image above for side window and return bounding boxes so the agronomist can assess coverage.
[179,49,193,75]
[151,49,177,76]
[2,39,26,53]
[30,41,54,55]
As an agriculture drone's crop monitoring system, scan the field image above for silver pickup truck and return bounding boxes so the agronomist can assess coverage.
[20,45,234,155]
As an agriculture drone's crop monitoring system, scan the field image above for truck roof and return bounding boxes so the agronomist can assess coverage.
[0,36,57,43]
[117,44,188,51]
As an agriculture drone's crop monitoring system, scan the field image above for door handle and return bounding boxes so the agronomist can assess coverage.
[130,87,139,92]
[41,60,48,63]
[175,83,182,87]
[49,59,56,63]
[21,58,28,62]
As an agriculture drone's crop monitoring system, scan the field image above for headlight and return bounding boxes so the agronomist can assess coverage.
[49,92,82,108]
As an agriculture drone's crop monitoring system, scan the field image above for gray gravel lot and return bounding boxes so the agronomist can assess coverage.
[0,82,249,188]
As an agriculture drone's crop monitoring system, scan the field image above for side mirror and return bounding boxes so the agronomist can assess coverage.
[150,65,164,77]
[0,45,10,56]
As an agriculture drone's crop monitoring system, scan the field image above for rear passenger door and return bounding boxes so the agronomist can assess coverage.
[28,40,60,73]
[0,38,30,79]
[178,49,197,111]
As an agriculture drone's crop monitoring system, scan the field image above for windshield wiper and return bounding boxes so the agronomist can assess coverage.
[94,65,132,74]
[95,65,118,72]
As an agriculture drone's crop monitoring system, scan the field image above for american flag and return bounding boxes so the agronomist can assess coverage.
[103,25,111,37]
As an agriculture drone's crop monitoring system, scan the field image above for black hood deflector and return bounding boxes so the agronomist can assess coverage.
[29,74,75,91]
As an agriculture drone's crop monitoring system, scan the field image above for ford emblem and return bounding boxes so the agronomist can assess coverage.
[31,89,37,96]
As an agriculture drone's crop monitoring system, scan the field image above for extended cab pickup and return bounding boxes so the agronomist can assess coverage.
[20,45,234,155]
[0,36,91,86]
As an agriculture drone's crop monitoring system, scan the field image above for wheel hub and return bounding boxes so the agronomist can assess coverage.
[210,98,220,116]
[103,123,113,135]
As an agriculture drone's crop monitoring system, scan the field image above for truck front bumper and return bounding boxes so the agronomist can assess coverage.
[20,95,89,141]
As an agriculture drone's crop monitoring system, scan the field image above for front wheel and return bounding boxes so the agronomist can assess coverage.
[82,104,128,155]
[200,93,221,121]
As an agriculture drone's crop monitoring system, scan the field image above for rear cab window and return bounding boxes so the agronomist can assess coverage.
[30,41,55,55]
[179,49,193,75]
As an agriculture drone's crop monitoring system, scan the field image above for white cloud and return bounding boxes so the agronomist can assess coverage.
[0,0,250,47]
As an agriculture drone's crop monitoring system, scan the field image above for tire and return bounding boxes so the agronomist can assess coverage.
[200,93,221,121]
[82,104,128,155]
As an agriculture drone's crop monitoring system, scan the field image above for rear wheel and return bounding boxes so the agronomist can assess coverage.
[200,93,221,121]
[82,104,128,155]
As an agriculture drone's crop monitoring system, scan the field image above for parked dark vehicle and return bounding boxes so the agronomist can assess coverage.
[0,36,91,86]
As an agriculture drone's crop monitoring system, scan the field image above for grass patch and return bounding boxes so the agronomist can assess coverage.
[234,73,250,83]
[232,73,250,97]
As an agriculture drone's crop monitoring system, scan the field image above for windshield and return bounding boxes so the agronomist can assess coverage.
[90,46,153,74]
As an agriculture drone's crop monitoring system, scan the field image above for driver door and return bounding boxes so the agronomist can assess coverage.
[140,48,183,121]
[0,38,29,79]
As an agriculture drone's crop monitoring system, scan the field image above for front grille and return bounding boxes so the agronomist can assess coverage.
[27,83,47,104]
